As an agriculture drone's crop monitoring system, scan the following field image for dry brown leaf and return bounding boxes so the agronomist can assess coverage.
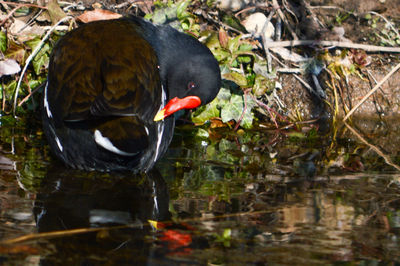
[77,9,122,23]
[218,28,229,49]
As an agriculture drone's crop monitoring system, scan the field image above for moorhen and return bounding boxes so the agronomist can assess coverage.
[42,16,221,172]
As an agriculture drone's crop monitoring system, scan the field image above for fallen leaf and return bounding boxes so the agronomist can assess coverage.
[218,28,229,49]
[47,0,67,24]
[0,59,21,77]
[77,9,122,23]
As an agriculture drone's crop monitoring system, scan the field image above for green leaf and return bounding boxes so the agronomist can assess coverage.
[194,128,209,138]
[253,75,273,96]
[191,98,220,124]
[32,43,50,75]
[6,42,25,63]
[217,87,231,101]
[152,9,167,24]
[221,12,247,33]
[0,32,6,53]
[237,55,252,64]
[221,94,255,128]
[176,0,190,20]
[227,35,240,53]
[223,72,247,87]
[238,43,253,52]
[219,139,236,153]
[212,48,231,63]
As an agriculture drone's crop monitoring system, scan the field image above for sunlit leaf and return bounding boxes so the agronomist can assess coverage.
[223,72,247,87]
[176,0,190,20]
[220,12,247,33]
[191,98,220,124]
[227,35,240,53]
[6,42,25,64]
[31,43,50,75]
[0,32,6,53]
[217,87,231,101]
[221,94,255,128]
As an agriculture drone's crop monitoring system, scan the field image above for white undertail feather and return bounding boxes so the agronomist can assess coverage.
[94,130,136,156]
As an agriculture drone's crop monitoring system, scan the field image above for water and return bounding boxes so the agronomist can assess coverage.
[0,115,399,265]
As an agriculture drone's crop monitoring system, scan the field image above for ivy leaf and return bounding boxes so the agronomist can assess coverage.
[176,0,190,20]
[221,94,255,129]
[191,98,220,124]
[212,48,231,63]
[238,43,253,52]
[194,128,209,138]
[217,87,231,101]
[227,35,240,53]
[31,43,50,75]
[0,32,6,53]
[223,72,247,87]
[6,42,25,64]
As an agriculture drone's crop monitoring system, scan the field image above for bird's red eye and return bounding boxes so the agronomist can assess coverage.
[187,81,196,90]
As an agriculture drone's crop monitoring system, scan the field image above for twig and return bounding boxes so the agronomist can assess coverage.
[18,84,42,106]
[0,1,47,9]
[368,11,400,41]
[264,40,400,53]
[343,62,400,121]
[1,209,276,245]
[0,5,20,26]
[344,122,400,172]
[271,0,298,40]
[234,89,251,131]
[13,16,73,117]
[0,1,46,26]
[1,224,137,245]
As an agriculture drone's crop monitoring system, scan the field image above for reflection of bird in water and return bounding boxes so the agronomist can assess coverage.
[42,16,221,172]
[33,166,170,264]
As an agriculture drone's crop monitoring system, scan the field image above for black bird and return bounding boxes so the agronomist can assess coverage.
[42,16,221,172]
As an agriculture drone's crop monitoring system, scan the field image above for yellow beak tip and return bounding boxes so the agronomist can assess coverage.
[153,110,165,121]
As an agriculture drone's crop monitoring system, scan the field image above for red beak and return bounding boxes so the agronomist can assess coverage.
[154,96,201,121]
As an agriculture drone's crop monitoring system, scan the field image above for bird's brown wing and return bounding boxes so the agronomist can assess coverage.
[47,19,161,123]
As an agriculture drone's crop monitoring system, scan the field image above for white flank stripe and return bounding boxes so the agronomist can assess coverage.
[154,85,166,162]
[94,130,135,156]
[55,136,63,152]
[43,82,53,118]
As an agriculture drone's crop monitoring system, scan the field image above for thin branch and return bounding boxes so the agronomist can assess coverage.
[343,62,400,121]
[344,122,400,172]
[271,0,298,40]
[368,11,400,41]
[264,40,400,53]
[13,16,73,117]
[0,1,47,9]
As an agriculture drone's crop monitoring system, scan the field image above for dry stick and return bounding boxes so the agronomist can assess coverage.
[343,62,400,121]
[12,16,73,117]
[271,0,298,40]
[264,40,400,53]
[368,11,400,41]
[0,5,22,26]
[1,224,136,245]
[344,122,400,172]
[0,1,46,27]
[2,209,275,245]
[0,1,47,9]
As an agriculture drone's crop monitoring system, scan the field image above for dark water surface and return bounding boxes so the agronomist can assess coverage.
[0,115,399,265]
